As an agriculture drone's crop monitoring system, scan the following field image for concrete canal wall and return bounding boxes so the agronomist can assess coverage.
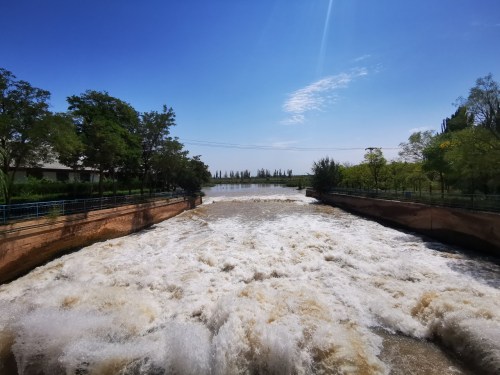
[306,189,500,255]
[0,196,201,284]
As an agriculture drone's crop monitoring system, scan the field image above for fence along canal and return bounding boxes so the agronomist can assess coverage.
[0,191,186,226]
[328,188,500,213]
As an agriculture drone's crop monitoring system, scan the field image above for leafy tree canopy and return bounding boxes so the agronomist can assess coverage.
[0,68,53,202]
[67,90,141,195]
[311,157,343,193]
[398,130,434,163]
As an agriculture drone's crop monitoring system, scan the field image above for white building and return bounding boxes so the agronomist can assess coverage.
[14,162,100,183]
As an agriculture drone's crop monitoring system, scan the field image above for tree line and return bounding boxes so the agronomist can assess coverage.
[312,74,500,196]
[0,68,211,203]
[212,168,294,180]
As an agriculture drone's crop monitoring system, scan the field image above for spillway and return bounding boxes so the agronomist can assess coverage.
[0,185,499,374]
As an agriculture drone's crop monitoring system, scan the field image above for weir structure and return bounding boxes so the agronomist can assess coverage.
[307,189,500,255]
[0,195,201,284]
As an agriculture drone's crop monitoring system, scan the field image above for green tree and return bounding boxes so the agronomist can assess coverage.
[67,90,141,196]
[422,134,451,197]
[398,131,434,163]
[151,137,188,191]
[0,146,6,199]
[0,68,53,203]
[398,131,435,194]
[50,113,84,175]
[177,155,211,194]
[341,163,370,189]
[441,106,473,133]
[464,73,500,138]
[364,148,386,190]
[138,105,176,194]
[386,161,413,192]
[445,127,500,193]
[311,157,343,193]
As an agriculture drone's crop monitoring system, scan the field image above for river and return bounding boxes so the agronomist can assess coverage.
[0,185,499,374]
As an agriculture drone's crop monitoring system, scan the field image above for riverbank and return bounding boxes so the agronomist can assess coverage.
[307,189,500,255]
[0,196,201,284]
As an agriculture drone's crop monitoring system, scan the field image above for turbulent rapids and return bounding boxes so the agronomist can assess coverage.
[0,185,499,374]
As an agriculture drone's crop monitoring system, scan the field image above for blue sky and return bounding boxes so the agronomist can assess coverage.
[2,0,500,175]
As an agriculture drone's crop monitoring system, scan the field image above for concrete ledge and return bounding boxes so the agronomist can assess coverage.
[0,196,201,284]
[307,189,500,255]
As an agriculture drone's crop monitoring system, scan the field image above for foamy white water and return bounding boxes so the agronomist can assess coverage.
[0,185,499,374]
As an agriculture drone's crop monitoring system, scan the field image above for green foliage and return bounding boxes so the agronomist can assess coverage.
[152,137,188,191]
[311,157,343,193]
[443,127,500,193]
[441,106,473,133]
[363,148,386,189]
[67,90,142,196]
[0,68,53,203]
[398,131,434,162]
[50,113,84,168]
[177,156,211,194]
[138,105,176,193]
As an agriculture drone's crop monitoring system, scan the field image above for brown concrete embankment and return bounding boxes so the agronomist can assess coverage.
[307,189,500,255]
[0,196,201,284]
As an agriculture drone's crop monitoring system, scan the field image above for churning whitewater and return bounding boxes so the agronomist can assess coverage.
[1,185,499,374]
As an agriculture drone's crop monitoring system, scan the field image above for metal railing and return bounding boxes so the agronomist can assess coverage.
[329,188,500,213]
[0,191,187,225]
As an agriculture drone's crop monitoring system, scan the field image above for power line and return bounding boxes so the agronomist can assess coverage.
[180,139,401,152]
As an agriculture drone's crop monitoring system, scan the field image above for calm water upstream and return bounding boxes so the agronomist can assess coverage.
[0,185,499,374]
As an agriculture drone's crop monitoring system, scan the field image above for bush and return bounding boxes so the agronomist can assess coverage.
[311,157,343,193]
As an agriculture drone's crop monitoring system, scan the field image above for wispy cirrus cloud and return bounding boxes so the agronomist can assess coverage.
[353,54,371,62]
[282,68,368,125]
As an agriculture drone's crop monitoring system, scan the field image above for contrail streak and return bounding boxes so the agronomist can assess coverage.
[317,0,334,77]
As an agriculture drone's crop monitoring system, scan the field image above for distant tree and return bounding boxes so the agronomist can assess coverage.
[311,156,343,193]
[464,73,500,138]
[364,148,386,190]
[0,68,53,203]
[67,90,141,196]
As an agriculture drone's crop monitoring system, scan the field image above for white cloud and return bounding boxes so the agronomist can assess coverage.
[282,68,367,124]
[353,54,371,62]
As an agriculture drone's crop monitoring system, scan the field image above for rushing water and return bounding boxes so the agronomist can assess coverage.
[1,185,499,374]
